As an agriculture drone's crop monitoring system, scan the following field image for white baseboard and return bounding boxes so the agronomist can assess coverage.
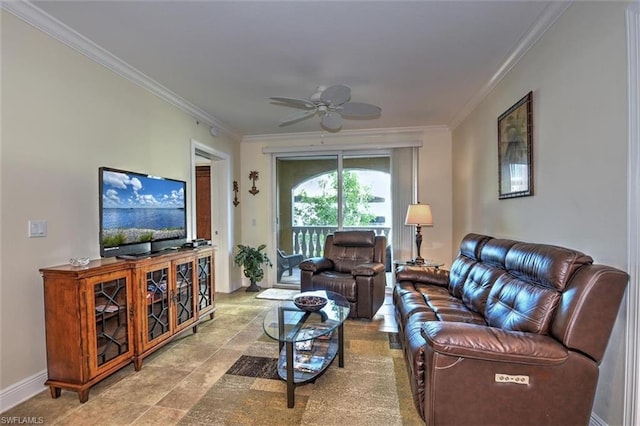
[0,370,47,413]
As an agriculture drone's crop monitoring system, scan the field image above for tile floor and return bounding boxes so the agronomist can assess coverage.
[1,287,401,425]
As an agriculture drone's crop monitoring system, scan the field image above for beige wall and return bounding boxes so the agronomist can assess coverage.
[452,2,630,424]
[417,127,453,268]
[0,11,240,395]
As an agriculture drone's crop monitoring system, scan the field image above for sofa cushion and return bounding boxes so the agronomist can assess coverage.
[505,243,593,291]
[485,274,560,334]
[450,238,516,304]
[435,311,486,324]
[428,298,470,314]
[393,280,419,303]
[478,238,518,268]
[459,233,492,259]
[417,284,452,300]
[396,292,433,324]
[460,263,507,315]
[448,256,478,299]
[448,234,493,298]
[482,242,593,334]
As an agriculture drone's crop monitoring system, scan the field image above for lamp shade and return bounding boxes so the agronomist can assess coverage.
[405,203,433,226]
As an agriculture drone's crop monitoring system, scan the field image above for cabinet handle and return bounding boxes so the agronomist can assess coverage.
[129,306,134,320]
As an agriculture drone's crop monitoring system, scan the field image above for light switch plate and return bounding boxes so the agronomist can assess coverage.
[28,220,47,238]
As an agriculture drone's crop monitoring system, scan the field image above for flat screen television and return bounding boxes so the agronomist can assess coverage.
[99,166,187,257]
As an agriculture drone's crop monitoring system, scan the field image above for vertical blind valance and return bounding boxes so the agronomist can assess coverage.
[391,147,417,262]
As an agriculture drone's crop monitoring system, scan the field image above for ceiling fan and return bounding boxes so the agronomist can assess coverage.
[270,85,381,131]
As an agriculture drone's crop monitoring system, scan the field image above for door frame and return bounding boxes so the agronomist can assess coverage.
[624,4,640,425]
[190,139,232,293]
[271,151,393,286]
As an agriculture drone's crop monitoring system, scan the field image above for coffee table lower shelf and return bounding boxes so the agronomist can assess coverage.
[276,325,344,408]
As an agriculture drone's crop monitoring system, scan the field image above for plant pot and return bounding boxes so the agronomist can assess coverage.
[246,281,261,292]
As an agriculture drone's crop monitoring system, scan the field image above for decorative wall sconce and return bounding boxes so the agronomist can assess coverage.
[249,171,260,195]
[233,181,239,206]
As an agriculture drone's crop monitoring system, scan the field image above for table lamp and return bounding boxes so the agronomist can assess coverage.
[405,203,433,264]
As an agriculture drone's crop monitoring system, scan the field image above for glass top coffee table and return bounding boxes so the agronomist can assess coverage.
[263,290,350,408]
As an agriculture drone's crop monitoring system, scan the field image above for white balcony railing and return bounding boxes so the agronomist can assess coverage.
[290,226,391,258]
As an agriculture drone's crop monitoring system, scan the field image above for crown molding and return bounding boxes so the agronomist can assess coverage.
[1,0,243,142]
[449,1,572,130]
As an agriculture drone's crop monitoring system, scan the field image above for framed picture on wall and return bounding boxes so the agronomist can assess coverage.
[498,91,533,199]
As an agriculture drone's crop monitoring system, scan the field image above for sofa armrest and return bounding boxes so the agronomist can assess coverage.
[396,265,450,287]
[352,262,385,277]
[421,321,568,365]
[298,257,334,273]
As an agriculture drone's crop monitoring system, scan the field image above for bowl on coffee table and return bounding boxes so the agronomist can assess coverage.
[293,294,328,312]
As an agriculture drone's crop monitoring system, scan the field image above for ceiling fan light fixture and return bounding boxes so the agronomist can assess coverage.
[321,111,343,131]
[270,84,381,131]
[310,86,326,102]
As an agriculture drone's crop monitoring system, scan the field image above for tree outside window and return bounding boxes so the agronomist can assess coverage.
[293,170,382,226]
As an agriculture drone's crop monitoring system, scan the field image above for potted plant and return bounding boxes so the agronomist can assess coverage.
[234,244,273,292]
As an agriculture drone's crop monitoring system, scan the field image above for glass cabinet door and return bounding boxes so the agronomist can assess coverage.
[197,255,214,312]
[144,265,170,346]
[92,273,132,370]
[174,260,195,329]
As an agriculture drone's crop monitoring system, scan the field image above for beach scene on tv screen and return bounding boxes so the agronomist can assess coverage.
[102,170,186,248]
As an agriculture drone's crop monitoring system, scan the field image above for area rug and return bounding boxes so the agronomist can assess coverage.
[179,321,423,425]
[226,355,279,380]
[225,336,400,381]
[255,287,300,300]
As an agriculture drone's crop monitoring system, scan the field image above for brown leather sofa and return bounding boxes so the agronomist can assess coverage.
[394,233,628,425]
[299,230,386,319]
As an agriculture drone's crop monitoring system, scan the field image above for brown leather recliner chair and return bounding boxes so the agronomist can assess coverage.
[299,230,386,319]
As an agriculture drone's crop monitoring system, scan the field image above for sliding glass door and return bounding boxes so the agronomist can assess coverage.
[275,153,391,286]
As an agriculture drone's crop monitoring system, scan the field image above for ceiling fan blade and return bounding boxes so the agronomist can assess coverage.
[270,97,316,109]
[321,112,343,131]
[320,85,351,106]
[339,102,382,117]
[279,109,317,126]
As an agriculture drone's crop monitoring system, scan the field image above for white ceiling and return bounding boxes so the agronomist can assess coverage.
[21,1,565,137]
